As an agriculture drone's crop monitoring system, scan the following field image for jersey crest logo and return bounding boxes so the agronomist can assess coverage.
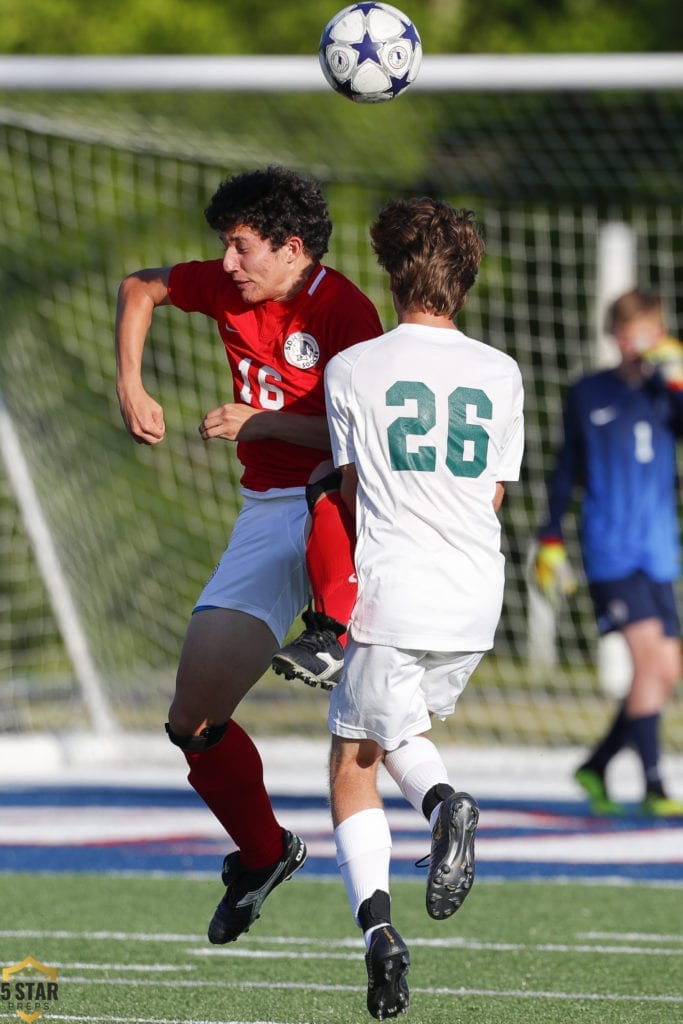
[284,332,320,369]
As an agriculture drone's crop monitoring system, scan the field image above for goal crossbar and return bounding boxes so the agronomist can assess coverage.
[0,53,681,92]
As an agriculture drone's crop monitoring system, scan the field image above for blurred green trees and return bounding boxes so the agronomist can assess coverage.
[1,0,679,56]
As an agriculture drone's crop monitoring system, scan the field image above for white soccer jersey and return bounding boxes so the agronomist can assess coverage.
[325,323,524,651]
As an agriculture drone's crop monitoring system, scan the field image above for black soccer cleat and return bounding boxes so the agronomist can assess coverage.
[426,791,479,920]
[271,607,345,690]
[207,829,307,944]
[365,925,410,1020]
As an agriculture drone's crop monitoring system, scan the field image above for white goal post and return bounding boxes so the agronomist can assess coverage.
[0,53,681,91]
[0,390,117,734]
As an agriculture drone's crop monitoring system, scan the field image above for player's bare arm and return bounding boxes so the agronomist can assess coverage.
[115,267,173,445]
[493,482,506,512]
[199,406,332,448]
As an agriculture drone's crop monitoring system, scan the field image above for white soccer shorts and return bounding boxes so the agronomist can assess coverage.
[328,640,484,751]
[193,491,310,645]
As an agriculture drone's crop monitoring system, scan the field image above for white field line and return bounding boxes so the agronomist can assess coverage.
[0,1018,295,1024]
[577,931,683,942]
[2,926,681,1016]
[1,929,681,956]
[186,949,360,960]
[0,930,204,942]
[5,978,682,1006]
[3,927,682,1014]
[236,981,683,1005]
[38,963,195,972]
[205,931,683,950]
[186,941,683,958]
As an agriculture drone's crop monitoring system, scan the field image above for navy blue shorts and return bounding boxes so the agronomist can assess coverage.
[588,570,680,637]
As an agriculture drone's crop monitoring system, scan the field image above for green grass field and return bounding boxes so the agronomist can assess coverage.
[1,873,681,1024]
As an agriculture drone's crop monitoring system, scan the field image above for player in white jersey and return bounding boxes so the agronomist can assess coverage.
[324,197,524,1020]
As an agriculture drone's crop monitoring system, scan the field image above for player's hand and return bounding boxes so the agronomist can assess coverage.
[533,539,577,605]
[199,403,263,442]
[117,385,165,445]
[641,336,683,391]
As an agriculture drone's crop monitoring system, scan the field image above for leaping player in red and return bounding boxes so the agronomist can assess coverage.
[115,166,382,942]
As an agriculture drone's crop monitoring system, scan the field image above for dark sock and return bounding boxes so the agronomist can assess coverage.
[582,703,629,776]
[358,889,391,931]
[627,712,665,797]
[422,782,455,822]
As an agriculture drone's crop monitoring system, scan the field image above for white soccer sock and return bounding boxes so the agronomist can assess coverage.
[383,735,450,817]
[334,808,392,924]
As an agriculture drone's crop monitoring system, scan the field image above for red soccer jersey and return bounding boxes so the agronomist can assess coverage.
[167,259,382,490]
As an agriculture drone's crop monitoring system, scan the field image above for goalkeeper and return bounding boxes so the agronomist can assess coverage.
[535,288,683,816]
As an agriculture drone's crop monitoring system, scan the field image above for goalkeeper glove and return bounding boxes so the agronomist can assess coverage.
[534,538,577,605]
[641,336,683,391]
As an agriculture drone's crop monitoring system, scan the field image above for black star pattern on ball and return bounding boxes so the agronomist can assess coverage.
[350,32,383,67]
[355,2,382,16]
[400,20,421,49]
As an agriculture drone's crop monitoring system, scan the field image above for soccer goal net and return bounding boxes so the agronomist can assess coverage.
[1,56,682,749]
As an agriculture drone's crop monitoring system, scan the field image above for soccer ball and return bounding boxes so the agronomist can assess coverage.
[319,3,422,104]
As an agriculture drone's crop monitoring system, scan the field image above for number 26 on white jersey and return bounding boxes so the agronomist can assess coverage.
[386,381,492,478]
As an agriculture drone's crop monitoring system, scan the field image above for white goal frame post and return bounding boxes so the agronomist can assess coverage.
[1,53,680,734]
[0,53,682,92]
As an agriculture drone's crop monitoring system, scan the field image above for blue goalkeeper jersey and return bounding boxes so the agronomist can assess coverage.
[541,368,683,582]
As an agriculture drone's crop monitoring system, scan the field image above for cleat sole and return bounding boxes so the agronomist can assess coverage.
[272,656,337,690]
[426,792,479,920]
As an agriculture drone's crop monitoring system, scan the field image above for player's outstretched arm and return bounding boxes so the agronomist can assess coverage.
[115,268,172,445]
[199,406,331,448]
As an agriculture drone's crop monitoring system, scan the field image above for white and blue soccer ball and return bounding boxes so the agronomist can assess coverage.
[319,3,422,104]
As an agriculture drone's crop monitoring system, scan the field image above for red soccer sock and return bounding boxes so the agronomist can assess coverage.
[185,720,284,869]
[306,490,357,641]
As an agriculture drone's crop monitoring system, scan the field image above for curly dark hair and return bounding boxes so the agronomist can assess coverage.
[204,166,332,262]
[370,198,485,318]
